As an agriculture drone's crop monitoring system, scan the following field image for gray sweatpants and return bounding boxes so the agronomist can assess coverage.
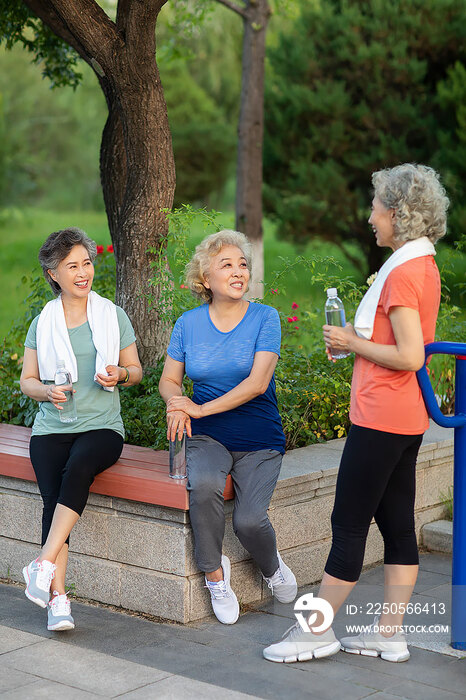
[186,434,282,578]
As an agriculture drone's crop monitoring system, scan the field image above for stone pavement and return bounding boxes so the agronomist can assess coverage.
[0,552,464,699]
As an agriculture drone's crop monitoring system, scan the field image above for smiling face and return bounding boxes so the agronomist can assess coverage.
[368,196,400,251]
[203,245,250,302]
[48,244,94,298]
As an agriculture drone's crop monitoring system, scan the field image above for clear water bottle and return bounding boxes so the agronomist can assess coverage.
[169,429,187,479]
[54,360,77,423]
[325,288,350,360]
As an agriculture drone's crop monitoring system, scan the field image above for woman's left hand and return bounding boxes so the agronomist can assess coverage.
[322,323,357,361]
[167,396,203,419]
[96,365,125,388]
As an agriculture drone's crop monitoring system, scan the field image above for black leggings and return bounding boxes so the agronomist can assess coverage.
[324,424,423,582]
[30,429,124,546]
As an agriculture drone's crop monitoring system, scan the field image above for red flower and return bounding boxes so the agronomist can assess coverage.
[96,245,104,254]
[292,302,299,309]
[180,284,187,289]
[107,244,114,253]
[291,315,298,322]
[287,317,293,323]
[271,289,278,294]
[294,325,299,330]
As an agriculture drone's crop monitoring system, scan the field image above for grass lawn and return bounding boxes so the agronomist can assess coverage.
[1,206,464,347]
[0,208,111,343]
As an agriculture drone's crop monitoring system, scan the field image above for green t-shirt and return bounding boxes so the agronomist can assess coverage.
[25,305,136,438]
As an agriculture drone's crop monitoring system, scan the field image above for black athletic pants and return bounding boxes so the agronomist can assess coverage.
[324,424,423,582]
[29,429,124,546]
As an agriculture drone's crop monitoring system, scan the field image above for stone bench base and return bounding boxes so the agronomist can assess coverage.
[0,423,453,623]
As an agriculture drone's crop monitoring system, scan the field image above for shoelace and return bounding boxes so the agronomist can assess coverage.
[205,580,229,600]
[358,616,380,642]
[281,622,302,640]
[265,567,285,594]
[34,561,56,591]
[49,593,71,617]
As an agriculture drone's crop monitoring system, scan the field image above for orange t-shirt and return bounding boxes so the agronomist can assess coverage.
[350,256,441,435]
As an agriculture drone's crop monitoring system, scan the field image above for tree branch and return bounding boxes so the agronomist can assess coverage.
[23,0,122,69]
[214,0,247,19]
[22,0,89,60]
[121,0,168,58]
[116,0,131,34]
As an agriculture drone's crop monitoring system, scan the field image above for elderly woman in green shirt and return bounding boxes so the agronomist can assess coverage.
[20,227,142,631]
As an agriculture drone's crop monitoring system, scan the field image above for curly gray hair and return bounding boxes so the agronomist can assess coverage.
[185,229,252,303]
[38,227,97,295]
[372,164,449,244]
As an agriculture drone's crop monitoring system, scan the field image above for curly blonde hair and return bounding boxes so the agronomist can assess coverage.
[372,164,449,244]
[185,229,252,303]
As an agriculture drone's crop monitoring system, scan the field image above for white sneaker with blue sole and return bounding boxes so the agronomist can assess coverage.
[47,591,75,631]
[23,558,56,608]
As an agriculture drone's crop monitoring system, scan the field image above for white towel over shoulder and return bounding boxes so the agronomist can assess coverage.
[36,291,120,392]
[354,236,436,340]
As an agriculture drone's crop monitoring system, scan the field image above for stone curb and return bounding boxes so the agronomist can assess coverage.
[421,519,453,553]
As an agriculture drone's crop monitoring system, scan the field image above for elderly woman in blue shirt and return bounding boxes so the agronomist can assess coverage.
[159,230,297,624]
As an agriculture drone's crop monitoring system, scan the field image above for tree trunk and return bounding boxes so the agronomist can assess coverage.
[99,56,175,366]
[22,0,175,367]
[237,0,270,299]
[218,0,270,299]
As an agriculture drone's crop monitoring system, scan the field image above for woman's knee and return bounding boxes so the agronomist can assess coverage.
[233,509,268,540]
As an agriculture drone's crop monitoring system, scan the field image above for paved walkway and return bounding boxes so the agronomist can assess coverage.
[1,552,464,699]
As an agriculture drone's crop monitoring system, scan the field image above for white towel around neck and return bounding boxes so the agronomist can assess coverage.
[354,236,436,340]
[36,291,120,392]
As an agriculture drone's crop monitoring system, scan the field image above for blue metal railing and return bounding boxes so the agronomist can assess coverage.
[417,341,466,651]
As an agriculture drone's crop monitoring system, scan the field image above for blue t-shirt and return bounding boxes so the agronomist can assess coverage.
[167,302,286,454]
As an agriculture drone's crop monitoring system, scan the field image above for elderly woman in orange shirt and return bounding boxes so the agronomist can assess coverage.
[264,163,449,664]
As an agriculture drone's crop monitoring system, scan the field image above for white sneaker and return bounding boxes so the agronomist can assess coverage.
[263,551,297,603]
[205,554,239,625]
[340,615,410,662]
[47,591,75,631]
[263,622,341,663]
[23,558,56,608]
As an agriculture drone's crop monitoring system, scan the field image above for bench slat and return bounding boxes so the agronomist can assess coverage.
[0,423,234,510]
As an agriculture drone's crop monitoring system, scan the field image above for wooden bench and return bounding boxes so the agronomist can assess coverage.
[0,423,234,511]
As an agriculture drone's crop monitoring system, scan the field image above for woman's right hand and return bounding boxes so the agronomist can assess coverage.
[45,385,74,410]
[166,409,192,442]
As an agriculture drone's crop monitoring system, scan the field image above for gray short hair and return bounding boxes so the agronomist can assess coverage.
[38,227,97,295]
[185,229,252,303]
[372,164,449,244]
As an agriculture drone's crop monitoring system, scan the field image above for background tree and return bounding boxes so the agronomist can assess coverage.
[0,45,106,211]
[1,0,175,367]
[163,60,235,208]
[0,40,236,212]
[433,60,466,240]
[214,0,271,298]
[263,0,466,275]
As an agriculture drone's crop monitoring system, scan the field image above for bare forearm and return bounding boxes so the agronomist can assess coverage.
[348,335,423,372]
[20,377,49,402]
[120,365,143,387]
[200,376,264,417]
[159,377,183,404]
